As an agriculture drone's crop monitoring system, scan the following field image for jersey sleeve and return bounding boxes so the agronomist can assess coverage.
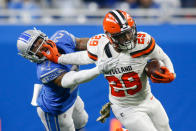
[147,44,175,73]
[37,61,71,84]
[58,51,95,65]
[130,32,156,58]
[50,30,76,54]
[87,34,104,61]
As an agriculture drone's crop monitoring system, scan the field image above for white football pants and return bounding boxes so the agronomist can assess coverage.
[37,96,88,131]
[111,95,172,131]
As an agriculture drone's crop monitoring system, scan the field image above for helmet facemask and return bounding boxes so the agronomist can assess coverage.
[26,36,47,63]
[110,26,137,51]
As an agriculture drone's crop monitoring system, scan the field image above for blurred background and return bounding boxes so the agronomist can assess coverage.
[0,0,196,24]
[0,0,196,131]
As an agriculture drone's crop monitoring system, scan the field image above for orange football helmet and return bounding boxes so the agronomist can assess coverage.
[103,10,137,50]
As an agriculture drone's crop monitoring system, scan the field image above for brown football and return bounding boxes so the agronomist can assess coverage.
[145,59,163,78]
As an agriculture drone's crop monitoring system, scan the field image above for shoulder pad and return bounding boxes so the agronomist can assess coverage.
[87,34,108,61]
[50,30,76,54]
[50,30,76,43]
[130,32,156,58]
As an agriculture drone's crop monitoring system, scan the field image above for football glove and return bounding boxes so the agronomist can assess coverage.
[42,40,61,63]
[97,58,119,74]
[96,102,111,123]
[151,67,175,83]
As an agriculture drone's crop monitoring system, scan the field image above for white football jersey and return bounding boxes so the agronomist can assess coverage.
[87,32,173,106]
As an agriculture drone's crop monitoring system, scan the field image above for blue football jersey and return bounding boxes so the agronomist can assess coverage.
[37,30,78,115]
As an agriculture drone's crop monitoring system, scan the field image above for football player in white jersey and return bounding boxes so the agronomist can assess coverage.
[42,10,176,131]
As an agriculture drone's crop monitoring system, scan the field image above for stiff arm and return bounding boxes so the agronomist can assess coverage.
[58,51,94,65]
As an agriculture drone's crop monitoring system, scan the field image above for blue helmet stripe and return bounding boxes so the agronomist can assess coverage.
[23,32,31,37]
[18,33,31,43]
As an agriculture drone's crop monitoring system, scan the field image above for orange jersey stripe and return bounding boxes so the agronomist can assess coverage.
[87,51,98,61]
[131,37,156,58]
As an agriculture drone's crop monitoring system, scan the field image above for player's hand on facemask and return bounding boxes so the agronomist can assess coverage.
[42,40,61,63]
[97,58,119,74]
[151,67,176,83]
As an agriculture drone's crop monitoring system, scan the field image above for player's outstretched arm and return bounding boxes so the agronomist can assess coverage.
[75,38,89,51]
[53,58,119,88]
[42,40,94,65]
[59,51,94,65]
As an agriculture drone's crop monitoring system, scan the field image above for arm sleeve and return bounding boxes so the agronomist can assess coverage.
[61,67,100,88]
[58,51,94,65]
[148,44,175,73]
[37,61,68,84]
[58,34,103,65]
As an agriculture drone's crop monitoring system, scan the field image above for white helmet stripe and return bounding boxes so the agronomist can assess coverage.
[112,10,126,25]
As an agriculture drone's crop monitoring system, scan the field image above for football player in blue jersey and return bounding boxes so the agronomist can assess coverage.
[16,28,118,131]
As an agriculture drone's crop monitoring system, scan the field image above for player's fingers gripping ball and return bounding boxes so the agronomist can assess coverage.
[42,40,61,63]
[152,67,175,83]
[145,59,175,83]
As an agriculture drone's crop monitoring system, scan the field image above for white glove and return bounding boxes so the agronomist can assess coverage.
[97,58,119,74]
